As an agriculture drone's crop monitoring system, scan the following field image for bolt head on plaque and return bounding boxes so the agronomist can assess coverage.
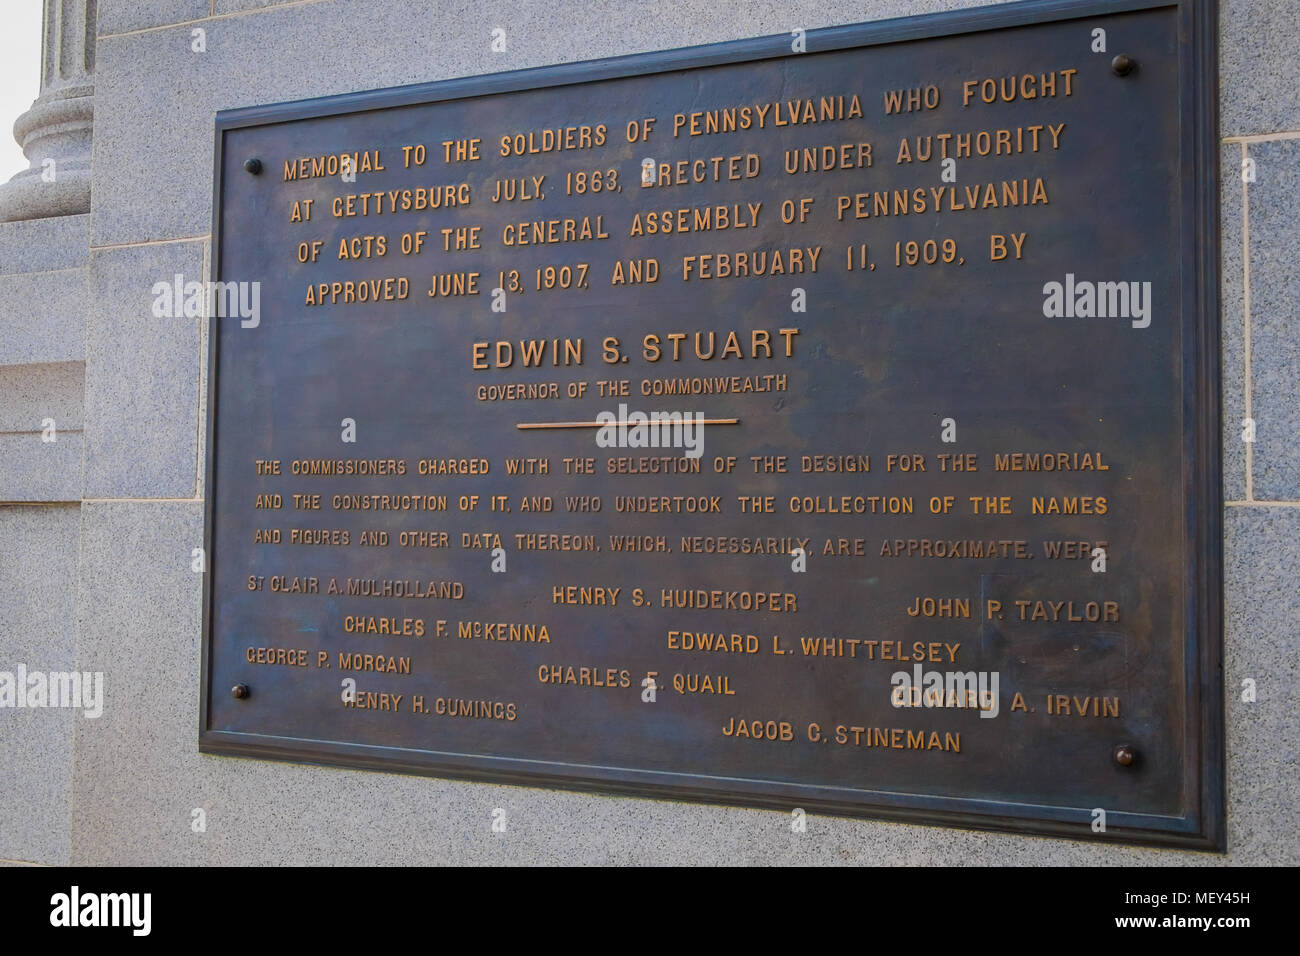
[231,683,250,700]
[1114,745,1136,767]
[1111,54,1136,76]
[243,157,263,175]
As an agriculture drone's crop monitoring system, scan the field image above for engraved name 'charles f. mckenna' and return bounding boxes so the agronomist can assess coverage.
[335,619,555,642]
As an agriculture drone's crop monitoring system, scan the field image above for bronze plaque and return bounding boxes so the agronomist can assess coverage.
[202,0,1223,848]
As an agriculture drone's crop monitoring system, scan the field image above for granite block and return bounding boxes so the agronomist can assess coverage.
[83,241,202,499]
[0,361,85,501]
[0,214,89,274]
[1220,0,1300,138]
[1222,142,1246,501]
[0,432,84,502]
[0,268,87,366]
[0,362,85,432]
[72,501,208,865]
[98,0,211,36]
[1221,505,1300,863]
[1245,140,1300,501]
[0,504,80,865]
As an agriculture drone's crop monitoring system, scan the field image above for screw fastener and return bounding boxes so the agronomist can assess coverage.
[243,157,262,174]
[232,683,250,699]
[1111,54,1136,77]
[1114,744,1136,766]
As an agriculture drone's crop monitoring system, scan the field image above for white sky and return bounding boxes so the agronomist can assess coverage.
[0,1,45,182]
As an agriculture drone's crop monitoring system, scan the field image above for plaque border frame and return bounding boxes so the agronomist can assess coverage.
[201,0,1225,851]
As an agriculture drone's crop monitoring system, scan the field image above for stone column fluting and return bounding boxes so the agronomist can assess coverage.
[0,0,95,221]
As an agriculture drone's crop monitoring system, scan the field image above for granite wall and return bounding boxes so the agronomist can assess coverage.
[1,0,1295,865]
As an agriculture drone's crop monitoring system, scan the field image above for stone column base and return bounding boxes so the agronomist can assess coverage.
[0,84,94,222]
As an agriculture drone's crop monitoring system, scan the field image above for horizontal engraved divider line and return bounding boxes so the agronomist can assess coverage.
[517,418,740,430]
[1222,130,1300,144]
[88,233,210,251]
[0,428,85,437]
